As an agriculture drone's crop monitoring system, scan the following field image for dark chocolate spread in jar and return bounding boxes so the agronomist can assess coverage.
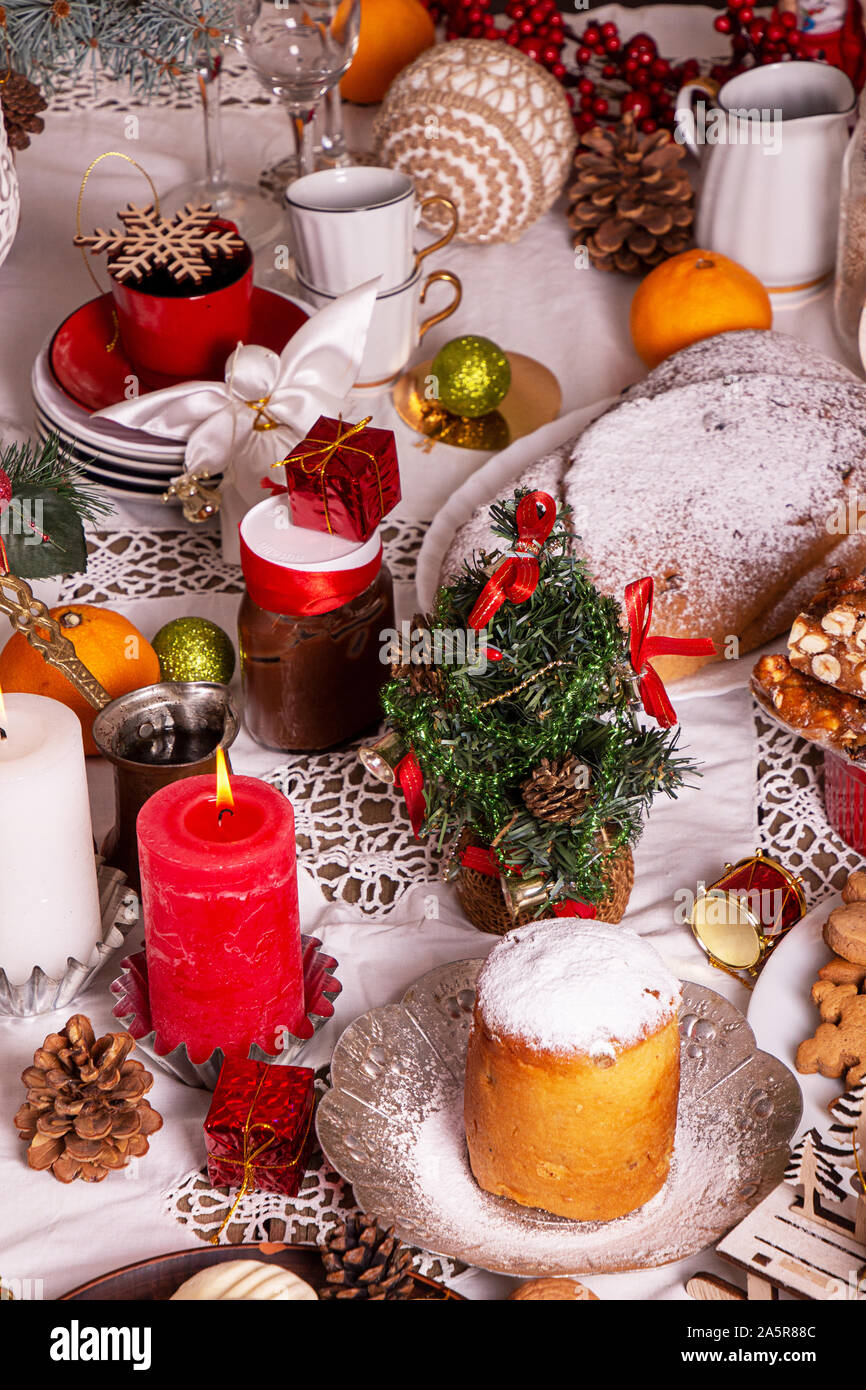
[238,496,394,752]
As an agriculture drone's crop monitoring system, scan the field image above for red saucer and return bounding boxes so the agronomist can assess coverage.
[50,288,309,415]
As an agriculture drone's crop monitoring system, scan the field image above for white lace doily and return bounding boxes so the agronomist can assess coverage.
[162,1068,463,1284]
[754,709,860,902]
[46,49,280,115]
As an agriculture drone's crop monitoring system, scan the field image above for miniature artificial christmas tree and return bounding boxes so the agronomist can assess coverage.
[366,488,712,926]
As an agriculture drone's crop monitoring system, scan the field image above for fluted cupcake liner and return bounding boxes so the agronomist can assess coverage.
[110,935,342,1089]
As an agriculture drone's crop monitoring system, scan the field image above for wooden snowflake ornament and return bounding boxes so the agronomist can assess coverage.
[74,202,245,286]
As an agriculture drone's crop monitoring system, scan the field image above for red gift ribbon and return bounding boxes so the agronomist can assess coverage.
[468,491,557,630]
[395,751,425,838]
[624,576,716,728]
[553,898,598,919]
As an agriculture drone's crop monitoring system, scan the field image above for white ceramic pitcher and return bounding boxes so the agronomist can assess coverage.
[676,61,854,293]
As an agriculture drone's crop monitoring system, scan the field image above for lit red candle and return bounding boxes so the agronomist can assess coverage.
[136,750,304,1064]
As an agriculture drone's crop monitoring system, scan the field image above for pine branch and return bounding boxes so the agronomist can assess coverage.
[1,434,112,525]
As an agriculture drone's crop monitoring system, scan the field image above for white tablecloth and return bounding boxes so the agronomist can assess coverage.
[0,6,854,1302]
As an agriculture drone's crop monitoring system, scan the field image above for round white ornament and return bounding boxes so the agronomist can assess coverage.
[0,96,20,270]
[372,39,576,246]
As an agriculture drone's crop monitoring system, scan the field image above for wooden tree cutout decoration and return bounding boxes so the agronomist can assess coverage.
[784,1128,847,1221]
[74,203,245,286]
[828,1083,866,1244]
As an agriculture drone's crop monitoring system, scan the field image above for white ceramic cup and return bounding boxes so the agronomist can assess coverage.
[286,166,459,294]
[298,264,462,388]
[676,61,855,292]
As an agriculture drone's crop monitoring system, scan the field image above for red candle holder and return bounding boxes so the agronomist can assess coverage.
[823,750,866,852]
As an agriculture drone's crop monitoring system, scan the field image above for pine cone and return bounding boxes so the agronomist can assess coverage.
[0,71,47,151]
[13,1014,163,1184]
[521,754,591,823]
[319,1213,416,1300]
[568,113,693,275]
[390,611,445,699]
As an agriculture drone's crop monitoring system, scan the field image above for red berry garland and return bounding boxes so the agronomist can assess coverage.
[419,1,811,135]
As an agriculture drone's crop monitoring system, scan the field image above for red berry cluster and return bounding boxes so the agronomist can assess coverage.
[711,1,801,74]
[502,0,567,77]
[422,0,498,41]
[571,25,678,134]
[419,0,566,74]
[419,1,810,138]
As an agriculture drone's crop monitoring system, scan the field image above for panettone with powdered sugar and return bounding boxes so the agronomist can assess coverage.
[440,330,866,683]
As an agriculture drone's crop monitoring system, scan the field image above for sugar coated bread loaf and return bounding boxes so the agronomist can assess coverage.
[464,919,681,1221]
[441,331,866,683]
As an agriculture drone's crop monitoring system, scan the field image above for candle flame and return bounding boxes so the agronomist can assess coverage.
[215,746,234,820]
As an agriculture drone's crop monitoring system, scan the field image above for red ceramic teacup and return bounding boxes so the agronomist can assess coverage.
[110,224,253,384]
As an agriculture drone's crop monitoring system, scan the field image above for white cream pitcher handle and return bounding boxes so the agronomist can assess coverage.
[674,77,721,160]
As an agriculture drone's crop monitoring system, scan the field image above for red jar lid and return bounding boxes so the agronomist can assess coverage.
[239,496,383,617]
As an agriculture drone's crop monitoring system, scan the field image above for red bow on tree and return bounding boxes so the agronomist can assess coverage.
[467,491,557,630]
[624,577,716,728]
[394,751,425,838]
[553,899,598,919]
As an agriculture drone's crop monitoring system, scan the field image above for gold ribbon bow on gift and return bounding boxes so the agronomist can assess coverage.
[209,1077,314,1244]
[273,415,383,536]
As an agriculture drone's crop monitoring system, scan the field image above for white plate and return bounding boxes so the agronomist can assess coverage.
[32,348,185,457]
[33,409,181,475]
[748,893,846,1133]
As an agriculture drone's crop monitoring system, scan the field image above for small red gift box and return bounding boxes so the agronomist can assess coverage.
[279,414,400,542]
[204,1059,315,1198]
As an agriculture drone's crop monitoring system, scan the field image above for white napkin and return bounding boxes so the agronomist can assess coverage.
[96,279,380,563]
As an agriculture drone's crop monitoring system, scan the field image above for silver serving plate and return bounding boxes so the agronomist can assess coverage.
[317,961,803,1277]
[110,934,342,1090]
[0,863,137,1017]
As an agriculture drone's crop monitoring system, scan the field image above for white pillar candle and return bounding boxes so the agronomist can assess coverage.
[0,693,101,984]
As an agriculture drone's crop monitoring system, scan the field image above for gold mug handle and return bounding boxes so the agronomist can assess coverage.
[414,196,459,269]
[418,269,462,340]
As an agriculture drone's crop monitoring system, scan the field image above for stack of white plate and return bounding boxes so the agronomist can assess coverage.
[31,345,188,501]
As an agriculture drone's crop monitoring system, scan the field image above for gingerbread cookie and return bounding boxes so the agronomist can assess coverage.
[824,902,866,966]
[796,994,866,1088]
[811,979,861,1021]
[818,954,866,986]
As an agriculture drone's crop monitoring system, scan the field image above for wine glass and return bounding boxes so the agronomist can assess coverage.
[160,41,287,250]
[234,0,360,182]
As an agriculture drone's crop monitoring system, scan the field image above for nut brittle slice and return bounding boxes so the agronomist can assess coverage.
[752,652,866,758]
[788,567,866,698]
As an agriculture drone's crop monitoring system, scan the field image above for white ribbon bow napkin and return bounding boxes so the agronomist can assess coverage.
[97,278,380,563]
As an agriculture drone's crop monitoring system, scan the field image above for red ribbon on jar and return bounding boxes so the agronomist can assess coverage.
[468,491,557,631]
[624,576,716,728]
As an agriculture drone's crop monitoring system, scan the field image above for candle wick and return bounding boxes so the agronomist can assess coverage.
[0,727,6,741]
[217,806,234,826]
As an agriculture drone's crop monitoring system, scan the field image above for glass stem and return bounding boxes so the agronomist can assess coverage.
[199,55,227,195]
[287,106,316,179]
[321,86,350,167]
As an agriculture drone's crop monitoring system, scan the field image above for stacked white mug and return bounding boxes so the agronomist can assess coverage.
[286,167,461,389]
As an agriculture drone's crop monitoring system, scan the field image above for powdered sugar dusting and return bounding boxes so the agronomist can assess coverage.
[476,919,680,1057]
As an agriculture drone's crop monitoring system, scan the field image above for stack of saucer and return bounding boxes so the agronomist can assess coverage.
[32,345,186,501]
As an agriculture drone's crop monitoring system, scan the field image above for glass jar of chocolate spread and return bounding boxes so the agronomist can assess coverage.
[238,496,394,751]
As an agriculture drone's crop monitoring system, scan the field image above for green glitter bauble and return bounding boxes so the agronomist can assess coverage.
[431,335,511,419]
[152,617,236,684]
